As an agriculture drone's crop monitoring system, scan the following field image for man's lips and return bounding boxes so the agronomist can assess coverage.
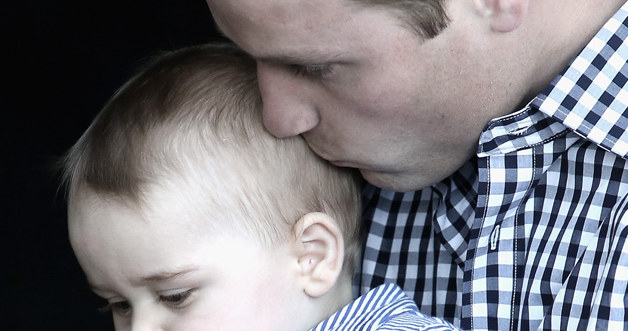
[328,160,353,167]
[304,140,360,168]
[303,142,328,159]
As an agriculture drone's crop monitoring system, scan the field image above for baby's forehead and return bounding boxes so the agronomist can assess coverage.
[69,152,296,242]
[71,182,262,235]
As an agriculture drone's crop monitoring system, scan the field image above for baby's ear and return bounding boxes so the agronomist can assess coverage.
[293,212,344,298]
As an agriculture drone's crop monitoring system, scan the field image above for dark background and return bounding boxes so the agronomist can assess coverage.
[3,1,225,329]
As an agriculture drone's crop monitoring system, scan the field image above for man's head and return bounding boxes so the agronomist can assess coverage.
[64,44,361,330]
[205,0,610,191]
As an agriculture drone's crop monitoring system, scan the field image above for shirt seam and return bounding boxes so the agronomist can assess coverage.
[471,156,491,330]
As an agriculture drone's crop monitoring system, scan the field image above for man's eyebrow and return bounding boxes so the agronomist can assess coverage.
[255,53,316,64]
[254,50,349,66]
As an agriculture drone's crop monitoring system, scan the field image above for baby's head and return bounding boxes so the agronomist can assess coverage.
[63,44,362,331]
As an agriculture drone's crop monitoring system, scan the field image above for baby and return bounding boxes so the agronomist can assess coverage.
[63,43,457,330]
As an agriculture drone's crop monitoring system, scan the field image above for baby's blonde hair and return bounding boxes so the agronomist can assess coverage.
[63,43,362,274]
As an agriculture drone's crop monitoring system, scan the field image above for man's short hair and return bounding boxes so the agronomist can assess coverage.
[352,0,449,39]
[63,43,362,274]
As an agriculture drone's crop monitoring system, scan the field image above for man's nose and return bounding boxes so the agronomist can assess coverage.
[257,62,320,138]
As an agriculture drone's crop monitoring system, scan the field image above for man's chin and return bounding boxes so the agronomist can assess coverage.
[360,169,433,192]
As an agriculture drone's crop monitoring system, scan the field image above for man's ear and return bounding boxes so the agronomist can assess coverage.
[473,0,529,32]
[293,212,344,298]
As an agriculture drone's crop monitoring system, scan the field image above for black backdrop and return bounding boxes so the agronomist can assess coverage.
[3,1,226,329]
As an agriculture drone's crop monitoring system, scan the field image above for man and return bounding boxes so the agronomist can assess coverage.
[204,0,628,329]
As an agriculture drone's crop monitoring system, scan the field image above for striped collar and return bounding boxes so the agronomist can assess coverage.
[310,283,418,331]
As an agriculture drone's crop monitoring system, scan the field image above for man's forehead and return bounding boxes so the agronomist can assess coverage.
[207,0,360,57]
[208,0,346,19]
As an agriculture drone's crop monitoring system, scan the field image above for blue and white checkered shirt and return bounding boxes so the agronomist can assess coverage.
[311,283,458,330]
[355,3,628,330]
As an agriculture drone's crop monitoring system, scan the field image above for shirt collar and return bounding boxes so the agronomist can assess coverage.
[533,2,628,158]
[309,283,415,331]
[480,2,628,158]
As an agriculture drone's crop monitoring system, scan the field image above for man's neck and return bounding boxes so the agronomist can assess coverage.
[521,0,626,103]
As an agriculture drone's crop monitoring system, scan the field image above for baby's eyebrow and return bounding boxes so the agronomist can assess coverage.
[140,266,200,283]
[86,266,200,294]
[86,266,201,291]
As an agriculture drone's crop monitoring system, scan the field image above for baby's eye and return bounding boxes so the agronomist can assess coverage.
[100,300,132,317]
[157,289,195,309]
